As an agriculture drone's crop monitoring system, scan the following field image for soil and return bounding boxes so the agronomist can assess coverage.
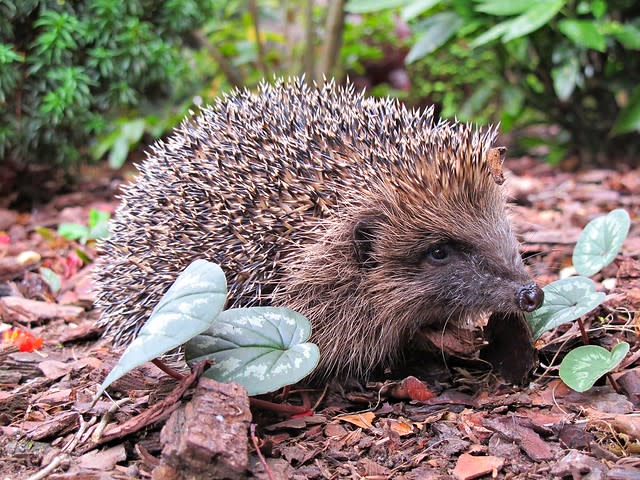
[1,157,639,479]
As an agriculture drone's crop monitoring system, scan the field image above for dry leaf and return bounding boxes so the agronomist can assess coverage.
[339,411,375,429]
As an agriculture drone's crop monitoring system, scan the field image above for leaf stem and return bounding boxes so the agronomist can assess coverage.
[606,373,623,394]
[152,358,185,380]
[577,317,589,345]
[250,397,311,415]
[250,423,275,480]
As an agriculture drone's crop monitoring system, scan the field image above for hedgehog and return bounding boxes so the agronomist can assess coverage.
[94,78,543,381]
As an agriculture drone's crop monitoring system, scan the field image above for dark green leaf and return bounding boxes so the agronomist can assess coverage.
[401,0,442,20]
[558,19,606,52]
[613,24,640,50]
[502,84,525,116]
[502,0,566,42]
[472,22,510,47]
[590,0,607,18]
[473,0,533,16]
[406,12,464,63]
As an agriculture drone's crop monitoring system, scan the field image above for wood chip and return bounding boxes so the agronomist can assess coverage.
[0,296,84,323]
[452,453,504,480]
[154,377,251,479]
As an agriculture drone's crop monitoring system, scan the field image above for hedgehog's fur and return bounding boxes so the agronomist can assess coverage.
[95,78,542,380]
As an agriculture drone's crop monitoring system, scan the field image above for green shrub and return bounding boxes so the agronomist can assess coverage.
[347,0,640,164]
[0,0,218,169]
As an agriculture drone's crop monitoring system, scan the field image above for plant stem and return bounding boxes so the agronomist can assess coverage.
[192,30,244,88]
[250,424,275,480]
[303,0,315,82]
[317,0,345,83]
[151,358,185,380]
[250,397,311,415]
[248,0,269,79]
[606,373,623,394]
[577,317,589,345]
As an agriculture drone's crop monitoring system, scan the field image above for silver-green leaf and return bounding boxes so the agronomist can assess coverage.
[526,277,606,339]
[185,307,320,396]
[559,342,629,392]
[96,259,227,397]
[573,209,630,276]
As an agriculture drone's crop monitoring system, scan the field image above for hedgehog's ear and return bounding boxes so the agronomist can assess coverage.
[353,215,384,269]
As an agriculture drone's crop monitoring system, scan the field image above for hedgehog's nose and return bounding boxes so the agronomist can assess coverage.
[516,283,544,312]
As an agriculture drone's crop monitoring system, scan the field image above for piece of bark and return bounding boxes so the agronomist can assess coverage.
[550,450,608,479]
[483,415,555,462]
[153,377,252,480]
[0,208,17,230]
[77,444,127,470]
[614,258,640,310]
[27,410,80,441]
[0,256,34,281]
[0,296,84,324]
[452,453,504,480]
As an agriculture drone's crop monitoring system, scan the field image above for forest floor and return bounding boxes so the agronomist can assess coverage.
[0,157,639,479]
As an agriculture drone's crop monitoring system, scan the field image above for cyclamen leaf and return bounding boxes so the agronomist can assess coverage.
[559,342,629,392]
[526,277,605,339]
[185,307,320,396]
[573,209,630,276]
[96,260,227,397]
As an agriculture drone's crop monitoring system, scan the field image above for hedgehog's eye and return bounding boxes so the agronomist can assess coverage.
[424,244,453,265]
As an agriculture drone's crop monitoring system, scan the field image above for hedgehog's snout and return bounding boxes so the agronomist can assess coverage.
[516,283,544,312]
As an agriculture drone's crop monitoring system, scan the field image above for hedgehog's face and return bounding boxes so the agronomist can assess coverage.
[352,205,543,328]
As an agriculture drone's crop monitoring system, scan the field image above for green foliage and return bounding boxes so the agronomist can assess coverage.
[39,267,61,293]
[526,277,606,340]
[186,307,320,396]
[1,0,217,169]
[573,209,630,276]
[57,208,111,244]
[98,260,319,398]
[349,0,640,162]
[559,342,629,392]
[341,10,399,77]
[97,260,228,397]
[524,209,630,391]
